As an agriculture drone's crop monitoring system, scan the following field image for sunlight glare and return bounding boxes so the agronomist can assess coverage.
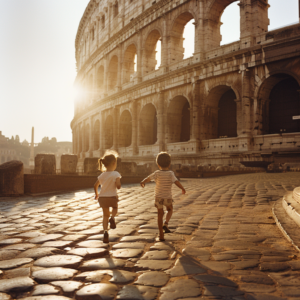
[155,40,161,70]
[134,54,137,72]
[183,19,195,59]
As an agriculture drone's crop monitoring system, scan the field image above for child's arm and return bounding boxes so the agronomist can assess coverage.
[94,180,100,199]
[116,177,121,189]
[140,177,151,188]
[175,180,186,194]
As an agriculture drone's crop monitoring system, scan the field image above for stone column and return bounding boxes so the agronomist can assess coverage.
[191,81,200,149]
[100,112,104,154]
[108,4,111,38]
[117,45,122,90]
[92,65,97,102]
[89,116,94,155]
[161,14,169,71]
[72,130,75,154]
[157,91,166,152]
[235,99,243,137]
[104,55,108,95]
[113,107,119,151]
[77,125,80,156]
[131,100,138,155]
[194,0,204,60]
[136,32,143,83]
[241,70,252,136]
[81,122,85,157]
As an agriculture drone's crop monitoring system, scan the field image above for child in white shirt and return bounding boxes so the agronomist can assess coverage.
[140,152,185,241]
[94,151,121,243]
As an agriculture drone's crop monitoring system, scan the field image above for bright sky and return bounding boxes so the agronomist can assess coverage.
[0,0,298,143]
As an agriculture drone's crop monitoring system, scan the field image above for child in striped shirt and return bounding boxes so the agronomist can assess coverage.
[140,152,186,241]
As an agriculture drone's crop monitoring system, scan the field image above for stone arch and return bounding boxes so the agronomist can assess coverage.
[205,85,238,139]
[204,0,239,50]
[169,12,195,62]
[85,123,90,151]
[107,56,118,90]
[104,115,113,149]
[139,103,157,146]
[97,65,104,90]
[167,95,191,143]
[94,119,100,150]
[119,110,132,147]
[257,73,300,134]
[123,44,137,84]
[143,29,162,75]
[113,1,119,18]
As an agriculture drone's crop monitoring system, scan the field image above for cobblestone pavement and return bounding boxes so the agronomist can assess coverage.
[1,173,300,300]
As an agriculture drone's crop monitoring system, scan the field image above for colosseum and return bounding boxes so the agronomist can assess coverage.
[71,0,300,171]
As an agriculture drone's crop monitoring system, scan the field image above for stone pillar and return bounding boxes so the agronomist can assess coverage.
[136,32,143,83]
[108,4,111,38]
[191,81,200,149]
[92,65,97,102]
[77,125,81,155]
[72,130,75,154]
[131,101,138,155]
[161,14,169,70]
[104,56,108,95]
[235,99,243,137]
[113,107,119,151]
[81,122,85,157]
[241,70,252,136]
[194,0,204,60]
[157,91,166,152]
[117,45,122,90]
[89,116,94,154]
[100,112,104,154]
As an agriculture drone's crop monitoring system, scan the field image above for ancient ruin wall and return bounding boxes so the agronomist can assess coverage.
[71,0,300,170]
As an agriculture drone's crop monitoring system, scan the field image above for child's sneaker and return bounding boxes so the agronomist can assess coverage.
[163,223,171,233]
[109,217,116,229]
[103,231,109,243]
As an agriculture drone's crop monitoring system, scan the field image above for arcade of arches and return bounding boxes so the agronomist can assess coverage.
[72,0,300,167]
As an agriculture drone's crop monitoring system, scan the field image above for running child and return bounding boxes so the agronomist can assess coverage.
[94,151,121,243]
[140,152,186,241]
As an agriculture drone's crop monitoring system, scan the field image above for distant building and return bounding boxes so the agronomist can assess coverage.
[0,131,19,164]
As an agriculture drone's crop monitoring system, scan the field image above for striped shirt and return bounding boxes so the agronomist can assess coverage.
[148,170,178,199]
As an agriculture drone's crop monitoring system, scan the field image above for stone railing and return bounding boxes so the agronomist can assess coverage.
[138,144,160,156]
[118,146,134,157]
[166,141,196,154]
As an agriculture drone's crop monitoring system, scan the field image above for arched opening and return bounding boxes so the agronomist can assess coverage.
[94,120,100,150]
[259,74,300,134]
[97,66,104,90]
[167,96,191,143]
[218,90,237,138]
[104,115,114,149]
[123,44,137,84]
[268,0,299,31]
[183,19,195,59]
[119,110,132,147]
[205,0,240,50]
[113,2,119,18]
[205,85,238,139]
[220,2,240,45]
[139,103,157,146]
[143,30,161,75]
[85,124,90,152]
[101,15,105,29]
[107,56,118,90]
[170,12,195,62]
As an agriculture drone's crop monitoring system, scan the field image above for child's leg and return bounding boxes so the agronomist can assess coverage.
[102,207,110,231]
[111,207,118,218]
[165,205,173,224]
[157,208,164,239]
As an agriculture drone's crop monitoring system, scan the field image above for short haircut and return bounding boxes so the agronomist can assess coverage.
[156,152,171,168]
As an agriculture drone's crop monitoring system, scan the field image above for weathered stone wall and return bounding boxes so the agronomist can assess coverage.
[71,0,300,172]
[61,154,78,175]
[35,154,56,175]
[0,161,24,196]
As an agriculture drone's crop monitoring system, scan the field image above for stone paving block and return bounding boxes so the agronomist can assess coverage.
[135,260,174,270]
[109,270,137,283]
[212,254,237,261]
[140,250,169,260]
[32,267,78,283]
[76,240,109,248]
[0,292,11,300]
[120,235,155,242]
[246,294,285,300]
[0,277,35,293]
[3,244,36,251]
[150,243,174,251]
[29,234,63,244]
[34,255,83,268]
[32,284,60,295]
[50,281,83,293]
[203,285,244,297]
[0,258,33,270]
[4,267,30,279]
[76,283,118,300]
[280,287,300,297]
[0,239,23,245]
[61,235,86,242]
[0,250,20,261]
[160,278,200,300]
[41,241,73,248]
[231,259,260,270]
[74,270,112,282]
[269,272,300,285]
[182,246,210,260]
[113,242,145,249]
[117,285,158,300]
[260,262,290,272]
[81,258,126,270]
[194,274,237,287]
[17,247,63,259]
[87,234,120,242]
[135,271,169,287]
[240,275,275,285]
[67,247,108,258]
[112,249,143,258]
[20,296,73,300]
[166,257,206,277]
[288,261,300,270]
[240,283,276,293]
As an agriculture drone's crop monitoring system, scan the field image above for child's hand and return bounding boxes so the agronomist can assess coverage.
[140,182,145,188]
[94,194,98,200]
[182,188,186,194]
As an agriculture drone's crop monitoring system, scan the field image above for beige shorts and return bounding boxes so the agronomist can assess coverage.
[98,196,118,208]
[155,198,173,209]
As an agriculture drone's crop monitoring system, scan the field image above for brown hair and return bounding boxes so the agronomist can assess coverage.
[156,152,171,168]
[98,150,118,172]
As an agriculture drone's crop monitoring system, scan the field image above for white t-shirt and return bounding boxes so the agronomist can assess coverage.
[98,171,121,197]
[147,170,178,199]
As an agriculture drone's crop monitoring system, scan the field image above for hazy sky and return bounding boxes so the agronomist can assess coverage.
[0,0,298,143]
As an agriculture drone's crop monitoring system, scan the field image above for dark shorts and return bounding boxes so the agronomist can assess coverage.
[155,198,173,209]
[98,196,118,208]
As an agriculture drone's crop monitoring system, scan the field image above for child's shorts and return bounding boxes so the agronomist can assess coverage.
[98,196,118,208]
[155,198,173,209]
